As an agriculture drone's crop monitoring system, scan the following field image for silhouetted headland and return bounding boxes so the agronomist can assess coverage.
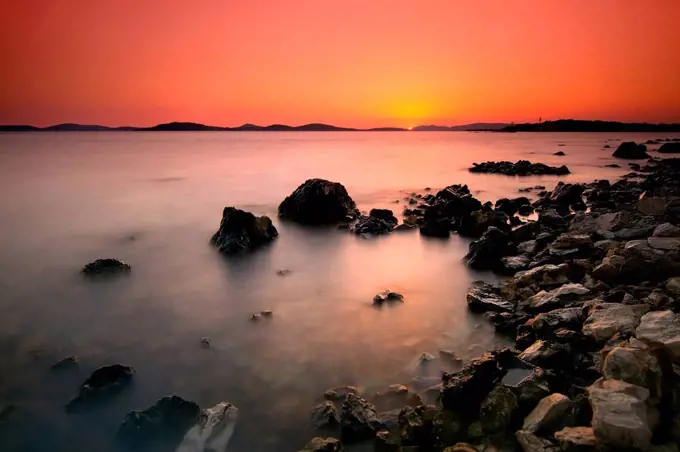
[502,119,680,132]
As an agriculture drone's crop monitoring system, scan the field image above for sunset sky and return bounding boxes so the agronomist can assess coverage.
[1,0,680,128]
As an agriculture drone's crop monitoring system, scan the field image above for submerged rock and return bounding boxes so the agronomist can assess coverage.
[81,258,131,276]
[175,402,238,452]
[51,355,78,370]
[116,395,200,449]
[279,179,359,224]
[352,215,395,235]
[440,352,504,412]
[210,207,278,253]
[67,364,134,411]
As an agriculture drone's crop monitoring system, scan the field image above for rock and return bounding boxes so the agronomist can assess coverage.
[553,426,596,451]
[369,209,397,224]
[648,236,680,250]
[276,269,291,276]
[466,281,514,313]
[465,226,509,271]
[550,234,592,249]
[667,277,680,294]
[298,437,343,452]
[469,160,570,176]
[515,430,558,451]
[604,163,619,167]
[479,385,518,434]
[554,151,566,156]
[500,255,532,274]
[444,444,479,452]
[538,209,565,227]
[210,207,278,253]
[311,401,339,429]
[653,223,680,237]
[162,402,238,452]
[352,215,395,235]
[658,142,680,154]
[373,290,405,305]
[340,394,382,443]
[582,303,643,343]
[525,308,584,336]
[440,352,504,412]
[200,337,211,347]
[517,240,538,254]
[279,179,359,224]
[116,396,201,449]
[515,264,570,288]
[602,345,662,397]
[587,378,656,450]
[51,356,78,370]
[518,340,571,369]
[81,258,131,276]
[374,430,399,452]
[522,393,571,433]
[394,223,416,232]
[458,209,509,238]
[596,211,631,231]
[636,310,680,361]
[495,197,531,216]
[549,183,585,206]
[419,220,451,238]
[67,364,134,411]
[520,284,590,313]
[637,196,667,216]
[324,386,358,402]
[613,142,650,159]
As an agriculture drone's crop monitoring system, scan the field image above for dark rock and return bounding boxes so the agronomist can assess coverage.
[479,385,518,435]
[518,204,534,216]
[501,255,532,274]
[311,401,339,429]
[513,221,542,243]
[604,163,620,168]
[81,258,131,276]
[373,290,404,305]
[554,151,566,156]
[518,340,572,370]
[612,142,650,159]
[458,209,509,237]
[374,430,399,452]
[658,142,680,154]
[495,197,531,216]
[537,209,566,227]
[51,356,78,370]
[211,207,278,253]
[467,281,515,313]
[298,437,343,452]
[465,226,509,271]
[67,364,134,411]
[369,209,398,225]
[440,352,505,412]
[419,220,450,238]
[394,223,416,232]
[324,386,358,402]
[549,183,585,206]
[352,215,394,235]
[340,394,383,443]
[116,396,200,449]
[469,160,570,176]
[279,179,359,224]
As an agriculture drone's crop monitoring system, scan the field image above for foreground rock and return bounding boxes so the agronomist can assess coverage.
[466,281,514,313]
[635,310,680,360]
[81,258,131,276]
[116,396,200,449]
[279,179,359,224]
[340,394,383,443]
[612,141,650,159]
[297,437,343,452]
[67,364,134,411]
[469,160,570,176]
[210,207,278,253]
[373,290,404,305]
[175,402,239,452]
[352,209,397,235]
[465,226,510,271]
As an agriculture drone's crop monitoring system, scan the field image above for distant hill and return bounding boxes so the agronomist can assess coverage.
[0,125,40,132]
[503,119,680,132]
[43,123,113,131]
[143,122,226,131]
[413,123,509,131]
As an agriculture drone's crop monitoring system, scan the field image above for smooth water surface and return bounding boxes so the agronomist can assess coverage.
[0,131,676,451]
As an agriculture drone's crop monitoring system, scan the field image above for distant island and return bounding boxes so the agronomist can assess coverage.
[1,119,680,132]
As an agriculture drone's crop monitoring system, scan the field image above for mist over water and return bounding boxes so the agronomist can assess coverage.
[0,131,677,451]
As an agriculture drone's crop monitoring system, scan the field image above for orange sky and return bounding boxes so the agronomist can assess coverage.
[1,0,680,128]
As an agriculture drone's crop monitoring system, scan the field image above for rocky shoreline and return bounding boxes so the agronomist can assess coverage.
[70,142,680,451]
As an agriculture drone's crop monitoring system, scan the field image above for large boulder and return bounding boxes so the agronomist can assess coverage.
[612,142,650,159]
[81,258,131,276]
[211,207,278,253]
[279,179,359,224]
[636,310,680,361]
[67,364,134,411]
[582,303,645,343]
[466,281,515,313]
[465,226,509,271]
[117,396,201,450]
[340,394,383,443]
[458,209,509,238]
[587,378,657,450]
[440,352,505,412]
[524,308,584,337]
[311,401,339,429]
[297,437,343,452]
[522,393,572,434]
[602,345,663,398]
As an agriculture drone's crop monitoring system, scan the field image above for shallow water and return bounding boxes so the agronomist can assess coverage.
[0,131,677,451]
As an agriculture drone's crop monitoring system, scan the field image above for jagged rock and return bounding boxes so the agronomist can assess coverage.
[538,209,566,227]
[458,209,510,238]
[440,352,504,412]
[210,207,278,253]
[653,223,680,237]
[340,394,382,443]
[81,258,131,276]
[469,160,570,176]
[602,345,663,398]
[525,308,584,336]
[279,179,359,224]
[520,284,590,313]
[501,255,532,274]
[374,430,399,452]
[513,222,542,243]
[311,401,339,429]
[522,393,571,433]
[373,290,404,305]
[495,197,531,216]
[465,226,509,271]
[420,219,451,238]
[466,281,514,313]
[67,364,134,410]
[582,303,644,343]
[116,396,200,449]
[352,215,395,235]
[479,385,518,434]
[515,430,559,451]
[636,310,680,360]
[612,142,650,159]
[298,437,343,452]
[369,209,397,224]
[550,234,592,250]
[515,264,570,288]
[518,340,571,369]
[554,426,596,451]
[549,183,585,206]
[517,240,539,254]
[172,401,239,452]
[324,386,358,402]
[588,378,656,450]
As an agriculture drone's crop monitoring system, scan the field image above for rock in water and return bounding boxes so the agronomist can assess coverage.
[587,378,656,450]
[67,364,134,411]
[469,160,570,176]
[658,142,680,154]
[175,402,238,452]
[81,258,131,276]
[373,290,404,305]
[464,226,509,271]
[297,437,343,452]
[210,207,277,254]
[116,396,201,449]
[311,401,339,429]
[279,179,359,224]
[612,142,650,159]
[340,394,382,443]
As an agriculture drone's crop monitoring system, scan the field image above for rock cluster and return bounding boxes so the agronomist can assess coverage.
[469,160,571,176]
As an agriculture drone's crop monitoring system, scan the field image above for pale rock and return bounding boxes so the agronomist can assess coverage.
[667,277,680,295]
[520,284,589,312]
[602,345,662,398]
[176,402,238,452]
[551,234,592,250]
[636,310,680,360]
[582,303,642,343]
[515,264,570,287]
[522,393,571,433]
[515,430,559,452]
[653,222,680,238]
[648,236,680,250]
[553,426,596,450]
